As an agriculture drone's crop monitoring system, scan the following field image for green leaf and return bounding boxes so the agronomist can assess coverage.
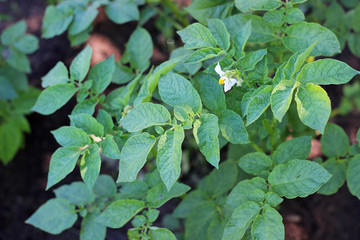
[127,27,153,71]
[54,181,95,205]
[207,19,231,50]
[346,155,360,199]
[318,158,346,195]
[285,8,305,24]
[184,201,218,240]
[265,192,283,207]
[185,0,233,25]
[353,4,360,33]
[101,136,121,159]
[173,190,207,218]
[177,23,217,49]
[70,113,104,137]
[208,217,225,240]
[93,174,117,198]
[282,22,340,57]
[321,123,350,158]
[251,207,285,240]
[294,83,331,133]
[170,48,202,75]
[5,48,31,73]
[297,59,359,85]
[234,21,252,59]
[193,114,220,168]
[271,80,295,122]
[0,122,22,164]
[239,152,272,176]
[41,62,69,88]
[72,98,97,115]
[80,144,101,189]
[51,126,90,147]
[159,72,202,113]
[263,10,284,27]
[95,199,145,228]
[117,133,156,182]
[185,47,224,63]
[269,159,331,198]
[222,201,260,240]
[197,73,226,114]
[120,103,171,132]
[89,55,115,94]
[70,45,93,82]
[111,63,135,84]
[134,57,181,104]
[241,49,267,72]
[149,227,177,240]
[42,6,73,38]
[245,85,273,126]
[96,109,114,133]
[348,33,360,57]
[105,0,139,24]
[46,147,81,190]
[69,6,98,35]
[219,109,249,144]
[13,34,39,54]
[203,160,238,198]
[0,77,17,100]
[26,199,77,234]
[235,0,282,13]
[1,20,26,45]
[80,211,106,240]
[226,177,267,210]
[146,182,190,208]
[272,136,312,164]
[156,125,185,190]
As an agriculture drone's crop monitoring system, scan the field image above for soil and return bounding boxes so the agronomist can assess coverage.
[1,0,360,240]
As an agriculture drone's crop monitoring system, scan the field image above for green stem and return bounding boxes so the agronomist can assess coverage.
[161,0,189,27]
[251,141,264,153]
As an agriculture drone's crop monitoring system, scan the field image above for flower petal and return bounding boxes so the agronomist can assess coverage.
[215,62,225,76]
[224,79,237,92]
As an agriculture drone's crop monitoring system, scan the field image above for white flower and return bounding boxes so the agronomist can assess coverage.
[215,62,238,92]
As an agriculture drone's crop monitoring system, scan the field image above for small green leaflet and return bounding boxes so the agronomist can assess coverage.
[234,21,251,59]
[346,154,360,199]
[297,59,359,85]
[173,190,207,218]
[105,0,139,24]
[148,227,177,240]
[177,23,217,49]
[95,199,145,228]
[26,199,77,234]
[207,19,231,50]
[101,136,121,159]
[226,177,267,210]
[185,47,224,64]
[219,109,249,144]
[32,83,77,115]
[222,201,260,240]
[271,80,296,122]
[321,123,350,158]
[70,113,104,137]
[1,20,26,45]
[0,123,22,164]
[42,6,73,38]
[318,158,346,195]
[193,114,220,168]
[46,147,82,190]
[295,83,331,133]
[80,211,106,240]
[54,181,95,205]
[120,103,171,132]
[282,22,340,57]
[93,174,117,198]
[156,125,185,190]
[127,27,153,71]
[146,182,190,208]
[272,136,312,164]
[80,144,101,190]
[70,45,92,82]
[51,126,90,147]
[235,0,282,13]
[89,55,115,95]
[41,62,69,88]
[244,85,273,126]
[269,159,331,198]
[251,206,285,240]
[159,72,202,113]
[239,152,272,176]
[117,133,156,182]
[69,6,98,35]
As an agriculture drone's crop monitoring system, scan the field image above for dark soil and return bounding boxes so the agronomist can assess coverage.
[1,0,360,239]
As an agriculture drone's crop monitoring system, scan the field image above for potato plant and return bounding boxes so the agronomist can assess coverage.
[2,0,358,239]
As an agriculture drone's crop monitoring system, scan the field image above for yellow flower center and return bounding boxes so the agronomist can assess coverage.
[306,56,315,63]
[219,78,225,84]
